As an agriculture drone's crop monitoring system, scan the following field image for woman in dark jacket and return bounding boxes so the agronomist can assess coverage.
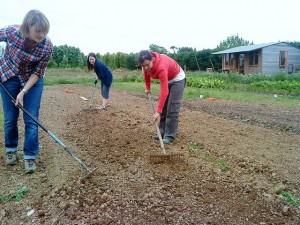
[87,52,113,110]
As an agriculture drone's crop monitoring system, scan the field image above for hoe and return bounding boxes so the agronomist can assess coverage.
[148,93,182,164]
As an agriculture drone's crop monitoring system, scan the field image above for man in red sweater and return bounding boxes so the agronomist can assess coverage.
[138,50,186,144]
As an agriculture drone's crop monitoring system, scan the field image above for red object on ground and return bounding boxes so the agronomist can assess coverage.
[63,89,74,93]
[207,97,217,101]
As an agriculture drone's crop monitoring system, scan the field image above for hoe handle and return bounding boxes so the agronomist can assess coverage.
[148,94,166,155]
[89,83,97,108]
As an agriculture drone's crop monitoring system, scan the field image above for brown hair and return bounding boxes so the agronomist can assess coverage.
[19,10,50,38]
[138,50,152,64]
[87,52,98,71]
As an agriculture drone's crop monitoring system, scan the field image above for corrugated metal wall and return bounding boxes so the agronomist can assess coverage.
[262,43,300,75]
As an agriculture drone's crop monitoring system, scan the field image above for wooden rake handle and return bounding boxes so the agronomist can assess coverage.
[148,94,166,155]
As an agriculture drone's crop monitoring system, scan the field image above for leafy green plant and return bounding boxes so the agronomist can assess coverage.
[0,186,29,203]
[183,171,191,176]
[203,155,215,162]
[188,142,203,155]
[279,191,300,207]
[218,159,230,172]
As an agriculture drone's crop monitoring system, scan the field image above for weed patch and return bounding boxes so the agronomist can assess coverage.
[0,186,29,203]
[279,191,300,208]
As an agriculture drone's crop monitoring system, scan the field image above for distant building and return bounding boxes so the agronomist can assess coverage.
[212,42,300,75]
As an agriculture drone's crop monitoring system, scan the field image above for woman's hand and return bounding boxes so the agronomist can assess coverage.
[152,112,160,123]
[15,90,26,106]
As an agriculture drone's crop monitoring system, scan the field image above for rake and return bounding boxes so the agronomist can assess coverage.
[0,82,99,180]
[148,93,182,164]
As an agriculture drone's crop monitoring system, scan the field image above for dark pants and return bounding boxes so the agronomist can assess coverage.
[159,78,186,141]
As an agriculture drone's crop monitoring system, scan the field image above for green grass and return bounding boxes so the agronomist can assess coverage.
[218,159,230,172]
[279,191,300,208]
[0,68,299,133]
[43,68,300,109]
[187,141,204,155]
[0,186,29,203]
[0,112,3,128]
[185,87,300,109]
[203,154,230,172]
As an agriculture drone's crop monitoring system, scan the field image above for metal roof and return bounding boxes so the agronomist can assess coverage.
[212,42,279,54]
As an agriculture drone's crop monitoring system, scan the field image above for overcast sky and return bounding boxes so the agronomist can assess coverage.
[1,0,299,55]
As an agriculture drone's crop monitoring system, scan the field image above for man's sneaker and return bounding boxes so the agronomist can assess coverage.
[24,159,36,173]
[6,152,18,165]
[97,105,106,110]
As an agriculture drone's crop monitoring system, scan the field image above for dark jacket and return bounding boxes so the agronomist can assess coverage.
[95,59,113,86]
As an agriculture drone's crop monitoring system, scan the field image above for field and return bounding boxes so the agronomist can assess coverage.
[0,81,300,224]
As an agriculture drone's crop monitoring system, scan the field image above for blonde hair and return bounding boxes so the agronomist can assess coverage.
[19,10,50,38]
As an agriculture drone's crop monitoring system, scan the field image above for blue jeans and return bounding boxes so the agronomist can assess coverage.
[100,82,111,99]
[0,76,43,160]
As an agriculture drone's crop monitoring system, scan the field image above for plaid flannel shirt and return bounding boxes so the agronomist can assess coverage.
[0,25,52,86]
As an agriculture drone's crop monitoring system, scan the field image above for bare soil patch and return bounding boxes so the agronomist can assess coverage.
[0,84,299,224]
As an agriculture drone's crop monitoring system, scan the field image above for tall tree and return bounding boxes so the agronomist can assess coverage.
[149,44,168,54]
[288,41,300,49]
[217,34,253,50]
[170,46,178,53]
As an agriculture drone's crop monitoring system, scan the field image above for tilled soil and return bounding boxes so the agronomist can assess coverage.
[0,84,299,224]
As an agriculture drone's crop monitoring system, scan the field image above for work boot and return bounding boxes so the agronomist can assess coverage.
[6,152,18,165]
[24,159,36,173]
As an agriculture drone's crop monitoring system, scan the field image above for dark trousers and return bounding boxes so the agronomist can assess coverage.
[159,78,186,141]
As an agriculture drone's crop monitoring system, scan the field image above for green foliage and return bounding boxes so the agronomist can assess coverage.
[188,142,203,155]
[0,186,29,203]
[250,80,300,95]
[216,34,253,50]
[279,191,300,207]
[149,44,168,54]
[218,159,230,172]
[186,76,225,89]
[47,34,252,72]
[50,45,86,68]
[288,41,300,49]
[177,47,196,53]
[44,69,300,109]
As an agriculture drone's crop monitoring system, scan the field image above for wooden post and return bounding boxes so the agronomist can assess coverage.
[195,56,200,71]
[209,58,215,72]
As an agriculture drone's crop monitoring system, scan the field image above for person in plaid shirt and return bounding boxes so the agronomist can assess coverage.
[0,10,52,173]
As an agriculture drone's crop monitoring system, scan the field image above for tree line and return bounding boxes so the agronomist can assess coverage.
[48,34,253,71]
[2,34,299,72]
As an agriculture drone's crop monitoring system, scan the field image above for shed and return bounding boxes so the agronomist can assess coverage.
[212,42,300,75]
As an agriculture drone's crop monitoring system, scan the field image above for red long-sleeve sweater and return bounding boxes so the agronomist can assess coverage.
[144,52,180,113]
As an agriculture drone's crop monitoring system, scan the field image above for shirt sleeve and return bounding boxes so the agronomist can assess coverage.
[0,25,14,42]
[143,69,151,91]
[156,68,169,113]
